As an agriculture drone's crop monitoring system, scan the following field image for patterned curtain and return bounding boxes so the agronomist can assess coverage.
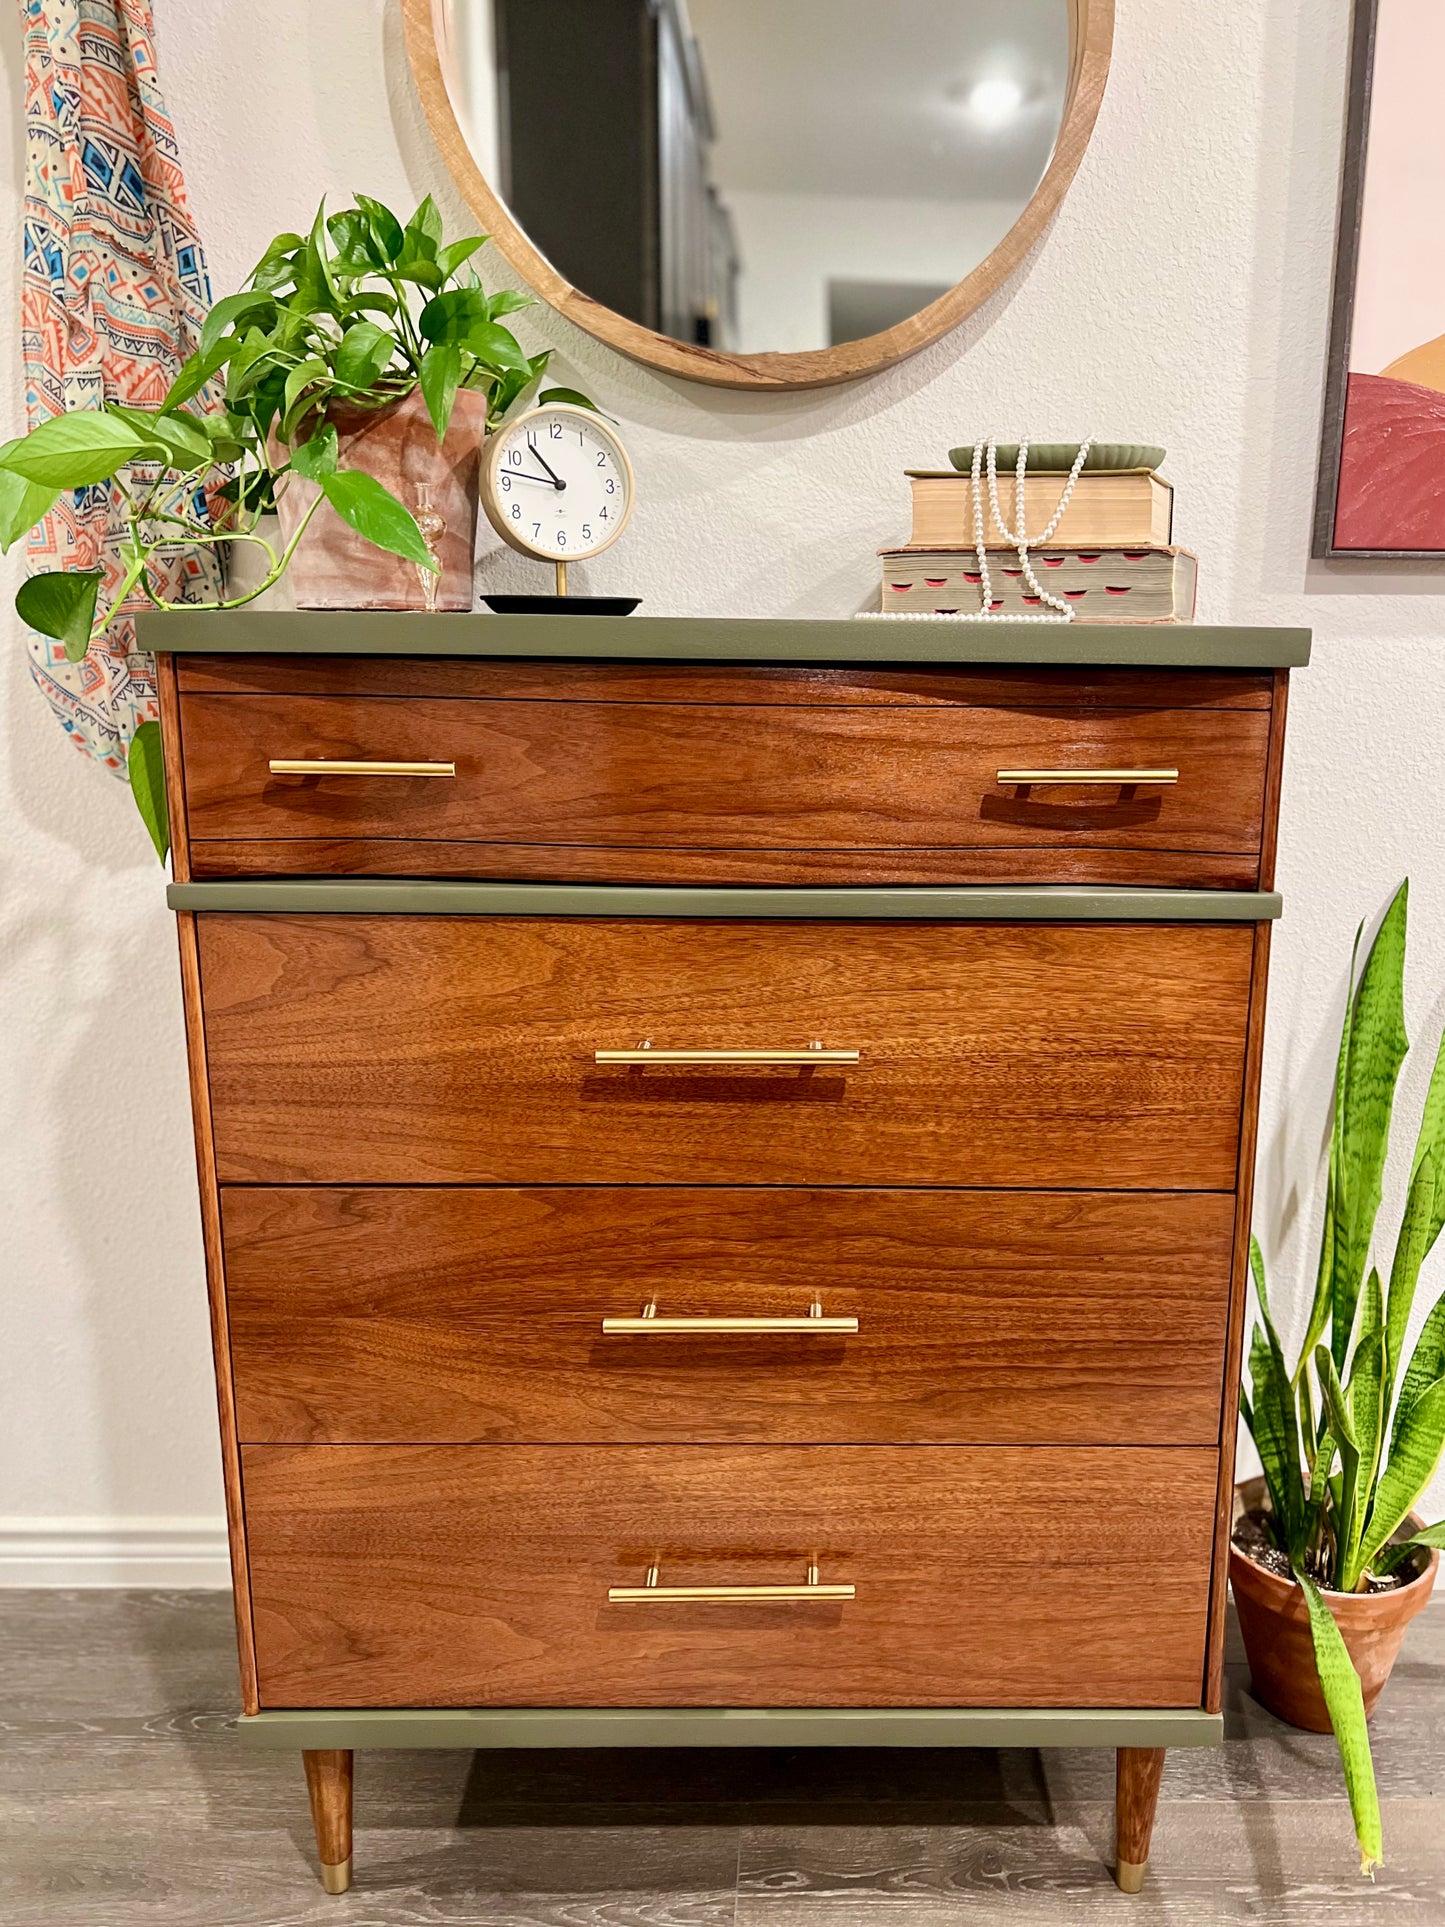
[17,0,220,774]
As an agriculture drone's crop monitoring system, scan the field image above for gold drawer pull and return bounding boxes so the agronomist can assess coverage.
[602,1299,859,1335]
[595,1041,860,1066]
[609,1561,854,1604]
[268,758,457,777]
[996,767,1179,786]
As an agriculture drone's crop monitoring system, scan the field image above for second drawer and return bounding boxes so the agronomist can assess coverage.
[223,1186,1235,1446]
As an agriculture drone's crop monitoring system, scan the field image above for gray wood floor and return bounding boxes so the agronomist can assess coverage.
[2,1590,1443,1925]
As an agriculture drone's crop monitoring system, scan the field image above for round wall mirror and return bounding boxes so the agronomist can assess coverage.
[403,0,1112,391]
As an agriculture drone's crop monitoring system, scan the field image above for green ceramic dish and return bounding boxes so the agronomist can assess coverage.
[946,442,1166,474]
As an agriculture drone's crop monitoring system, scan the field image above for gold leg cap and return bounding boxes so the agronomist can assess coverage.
[1115,1858,1147,1895]
[320,1856,352,1895]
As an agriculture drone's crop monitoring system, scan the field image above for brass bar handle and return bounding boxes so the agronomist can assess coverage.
[602,1300,859,1335]
[268,758,457,777]
[996,768,1179,786]
[594,1044,860,1065]
[609,1561,854,1604]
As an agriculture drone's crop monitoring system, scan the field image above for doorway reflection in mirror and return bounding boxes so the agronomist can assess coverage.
[444,0,1069,356]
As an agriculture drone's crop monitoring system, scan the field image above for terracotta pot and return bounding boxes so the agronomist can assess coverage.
[1229,1476,1439,1731]
[272,386,487,610]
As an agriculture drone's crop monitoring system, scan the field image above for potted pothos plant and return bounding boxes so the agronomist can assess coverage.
[0,192,589,855]
[1237,878,1445,1875]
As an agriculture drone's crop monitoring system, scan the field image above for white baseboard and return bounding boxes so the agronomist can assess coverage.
[0,1517,232,1588]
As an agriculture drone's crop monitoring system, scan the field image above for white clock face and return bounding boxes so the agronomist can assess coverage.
[485,406,634,561]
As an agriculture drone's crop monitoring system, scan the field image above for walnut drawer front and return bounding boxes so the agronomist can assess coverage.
[242,1443,1218,1709]
[224,1186,1235,1447]
[177,688,1270,887]
[197,915,1254,1188]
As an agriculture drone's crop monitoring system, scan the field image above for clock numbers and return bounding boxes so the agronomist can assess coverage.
[487,406,631,562]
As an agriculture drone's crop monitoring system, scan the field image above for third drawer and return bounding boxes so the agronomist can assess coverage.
[223,1186,1235,1446]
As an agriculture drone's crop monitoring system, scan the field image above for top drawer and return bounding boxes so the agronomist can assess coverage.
[173,661,1276,888]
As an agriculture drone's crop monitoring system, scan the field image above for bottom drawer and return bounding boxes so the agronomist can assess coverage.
[243,1444,1217,1709]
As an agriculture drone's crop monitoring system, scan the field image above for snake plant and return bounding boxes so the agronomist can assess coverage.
[1243,878,1445,1872]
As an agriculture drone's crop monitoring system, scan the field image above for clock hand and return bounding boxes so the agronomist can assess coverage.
[509,469,567,486]
[527,442,567,490]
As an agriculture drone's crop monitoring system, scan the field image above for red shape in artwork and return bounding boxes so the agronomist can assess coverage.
[1333,371,1445,551]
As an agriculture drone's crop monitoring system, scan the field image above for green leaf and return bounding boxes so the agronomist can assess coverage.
[1333,882,1411,1375]
[0,412,145,487]
[248,232,303,294]
[224,328,283,406]
[163,337,233,413]
[394,253,444,293]
[1377,1517,1445,1575]
[1297,926,1363,1381]
[127,720,169,863]
[462,321,531,374]
[1409,1029,1445,1256]
[107,404,213,472]
[488,288,533,319]
[200,289,276,358]
[1341,1321,1385,1588]
[333,321,394,392]
[418,287,488,344]
[0,469,60,553]
[293,200,339,315]
[315,468,438,571]
[1302,1425,1338,1551]
[1360,1376,1445,1571]
[538,385,603,413]
[1295,1571,1383,1875]
[281,356,331,442]
[437,235,487,280]
[491,351,549,421]
[1394,1290,1445,1454]
[1247,1322,1302,1547]
[16,568,103,659]
[355,194,405,264]
[418,343,461,441]
[405,193,444,251]
[290,425,339,480]
[1386,1152,1435,1413]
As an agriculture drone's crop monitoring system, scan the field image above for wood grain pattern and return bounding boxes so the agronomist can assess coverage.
[178,694,1269,880]
[1116,1746,1167,1874]
[1204,920,1275,1713]
[302,1748,351,1877]
[197,916,1255,1188]
[400,0,1114,392]
[188,839,1264,889]
[1257,669,1291,892]
[173,911,259,1713]
[222,1186,1235,1447]
[242,1442,1217,1709]
[155,652,191,884]
[173,655,1276,709]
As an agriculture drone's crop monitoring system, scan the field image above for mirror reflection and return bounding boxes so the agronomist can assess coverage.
[440,0,1070,356]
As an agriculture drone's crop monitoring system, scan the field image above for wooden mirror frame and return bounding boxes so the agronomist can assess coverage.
[403,0,1114,392]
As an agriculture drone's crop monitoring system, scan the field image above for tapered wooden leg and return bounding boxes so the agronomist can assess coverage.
[1115,1747,1166,1893]
[303,1749,353,1894]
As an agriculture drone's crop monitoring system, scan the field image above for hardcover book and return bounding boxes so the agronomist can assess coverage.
[878,546,1199,624]
[903,470,1174,551]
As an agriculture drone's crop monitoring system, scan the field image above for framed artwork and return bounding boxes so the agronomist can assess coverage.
[1314,0,1445,558]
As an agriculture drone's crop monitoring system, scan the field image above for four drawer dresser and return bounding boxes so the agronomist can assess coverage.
[146,611,1308,1897]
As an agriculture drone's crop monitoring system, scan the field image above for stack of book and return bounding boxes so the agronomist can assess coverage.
[879,465,1196,622]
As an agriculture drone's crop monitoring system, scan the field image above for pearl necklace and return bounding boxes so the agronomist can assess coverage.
[859,437,1094,624]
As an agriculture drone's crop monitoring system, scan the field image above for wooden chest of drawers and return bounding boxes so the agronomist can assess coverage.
[149,612,1307,1898]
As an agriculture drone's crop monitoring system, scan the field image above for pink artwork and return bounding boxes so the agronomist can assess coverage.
[1316,0,1445,555]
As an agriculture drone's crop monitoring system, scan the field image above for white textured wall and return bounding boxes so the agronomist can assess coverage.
[5,0,1445,1578]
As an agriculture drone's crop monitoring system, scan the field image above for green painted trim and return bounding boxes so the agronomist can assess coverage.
[138,609,1311,669]
[234,1706,1222,1750]
[167,880,1282,921]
